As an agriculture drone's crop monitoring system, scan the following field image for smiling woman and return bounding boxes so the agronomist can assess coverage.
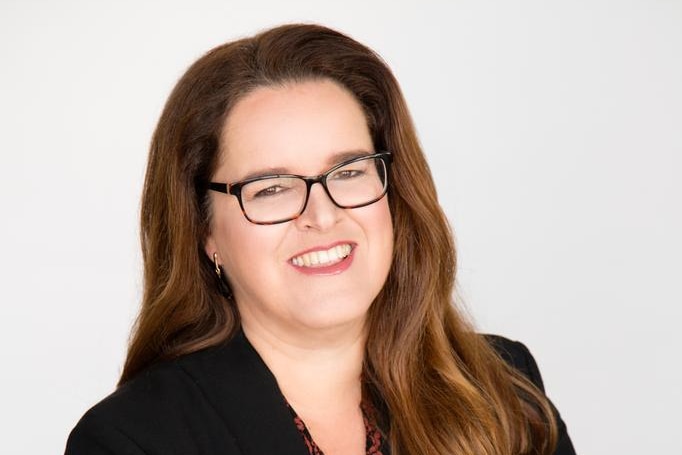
[205,80,393,338]
[65,24,576,455]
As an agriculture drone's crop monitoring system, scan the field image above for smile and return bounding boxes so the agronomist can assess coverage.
[290,243,353,268]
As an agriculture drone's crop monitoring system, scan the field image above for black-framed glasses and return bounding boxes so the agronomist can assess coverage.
[208,152,392,225]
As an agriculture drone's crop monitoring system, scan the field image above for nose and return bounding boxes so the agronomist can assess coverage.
[294,182,342,231]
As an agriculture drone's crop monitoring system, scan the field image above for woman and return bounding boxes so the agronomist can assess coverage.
[66,24,575,455]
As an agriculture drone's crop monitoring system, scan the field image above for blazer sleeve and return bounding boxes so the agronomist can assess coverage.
[487,336,577,455]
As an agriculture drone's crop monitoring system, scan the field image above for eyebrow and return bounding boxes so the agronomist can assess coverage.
[236,149,374,181]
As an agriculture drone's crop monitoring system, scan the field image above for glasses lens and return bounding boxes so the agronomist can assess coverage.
[236,155,389,224]
[240,177,307,223]
[326,156,388,208]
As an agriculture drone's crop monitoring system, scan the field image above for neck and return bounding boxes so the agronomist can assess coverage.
[241,319,366,413]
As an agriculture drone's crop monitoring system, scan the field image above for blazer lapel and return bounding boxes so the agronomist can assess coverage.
[179,331,309,455]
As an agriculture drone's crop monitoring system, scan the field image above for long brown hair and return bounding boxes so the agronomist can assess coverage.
[122,24,557,455]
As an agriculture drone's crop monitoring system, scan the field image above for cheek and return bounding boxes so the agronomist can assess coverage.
[212,214,283,282]
[368,199,394,263]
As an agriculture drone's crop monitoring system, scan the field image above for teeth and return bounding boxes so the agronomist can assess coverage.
[292,244,352,267]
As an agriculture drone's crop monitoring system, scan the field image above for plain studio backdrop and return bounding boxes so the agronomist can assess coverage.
[1,0,680,453]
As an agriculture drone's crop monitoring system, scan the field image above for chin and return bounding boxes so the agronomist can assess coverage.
[292,298,371,332]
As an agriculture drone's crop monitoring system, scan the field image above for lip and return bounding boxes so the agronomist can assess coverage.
[288,241,356,276]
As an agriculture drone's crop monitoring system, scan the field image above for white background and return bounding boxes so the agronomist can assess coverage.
[1,1,680,453]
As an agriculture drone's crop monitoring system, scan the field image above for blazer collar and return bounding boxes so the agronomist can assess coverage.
[177,330,309,455]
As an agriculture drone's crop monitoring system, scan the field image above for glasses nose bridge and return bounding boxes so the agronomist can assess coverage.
[300,174,338,213]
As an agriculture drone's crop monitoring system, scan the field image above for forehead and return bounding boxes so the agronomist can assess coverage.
[217,79,373,179]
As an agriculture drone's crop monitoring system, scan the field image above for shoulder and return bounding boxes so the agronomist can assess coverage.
[483,334,545,391]
[65,331,306,455]
[65,344,243,455]
[483,334,578,455]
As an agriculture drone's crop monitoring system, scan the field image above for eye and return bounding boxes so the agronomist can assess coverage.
[253,185,288,198]
[331,169,364,180]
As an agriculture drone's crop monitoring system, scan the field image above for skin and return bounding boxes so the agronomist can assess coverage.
[204,79,394,454]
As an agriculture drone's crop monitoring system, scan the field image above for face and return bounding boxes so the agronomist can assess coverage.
[205,80,394,339]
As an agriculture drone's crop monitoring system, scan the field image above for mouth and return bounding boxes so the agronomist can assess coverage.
[290,243,354,268]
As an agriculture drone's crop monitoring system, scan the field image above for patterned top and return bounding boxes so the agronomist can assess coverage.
[287,400,386,455]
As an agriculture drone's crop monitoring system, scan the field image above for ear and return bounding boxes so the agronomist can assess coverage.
[204,234,219,264]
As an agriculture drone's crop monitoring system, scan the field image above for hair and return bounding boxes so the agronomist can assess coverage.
[121,24,558,455]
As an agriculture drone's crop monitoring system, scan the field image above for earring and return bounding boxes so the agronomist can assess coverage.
[212,252,233,300]
[213,252,221,277]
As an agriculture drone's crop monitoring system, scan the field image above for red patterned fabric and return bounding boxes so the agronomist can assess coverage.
[287,400,386,455]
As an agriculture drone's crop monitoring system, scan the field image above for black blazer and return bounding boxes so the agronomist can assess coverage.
[65,332,576,454]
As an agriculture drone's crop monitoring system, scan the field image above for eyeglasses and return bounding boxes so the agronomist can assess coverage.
[208,152,392,225]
